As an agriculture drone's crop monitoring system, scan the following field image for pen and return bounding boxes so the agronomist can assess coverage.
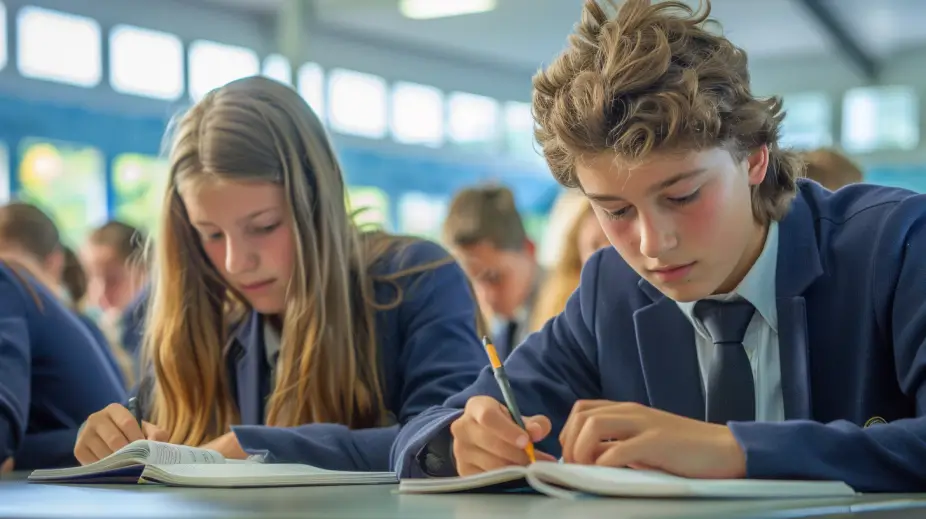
[127,396,143,432]
[482,336,536,464]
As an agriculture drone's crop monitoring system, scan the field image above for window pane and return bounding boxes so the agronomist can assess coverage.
[346,186,390,231]
[110,25,183,100]
[842,86,919,153]
[17,140,106,246]
[262,54,291,85]
[447,92,499,150]
[17,6,101,87]
[188,40,259,101]
[390,82,443,147]
[329,69,387,138]
[398,191,447,239]
[779,92,832,150]
[112,154,169,234]
[297,62,324,120]
[0,3,7,72]
[504,101,539,159]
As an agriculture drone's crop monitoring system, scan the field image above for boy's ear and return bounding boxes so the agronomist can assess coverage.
[746,145,770,186]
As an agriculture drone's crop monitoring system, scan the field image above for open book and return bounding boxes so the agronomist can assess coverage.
[399,462,856,499]
[28,440,397,488]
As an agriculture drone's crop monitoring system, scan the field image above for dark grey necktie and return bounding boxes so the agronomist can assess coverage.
[694,299,756,424]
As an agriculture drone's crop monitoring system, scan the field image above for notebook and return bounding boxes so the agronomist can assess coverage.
[398,462,857,499]
[27,440,397,488]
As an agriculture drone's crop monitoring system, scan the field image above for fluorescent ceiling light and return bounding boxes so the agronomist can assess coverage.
[400,0,497,20]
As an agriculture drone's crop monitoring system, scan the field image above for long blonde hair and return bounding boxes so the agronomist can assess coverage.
[529,199,593,331]
[146,76,485,446]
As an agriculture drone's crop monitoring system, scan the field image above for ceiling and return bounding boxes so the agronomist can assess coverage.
[188,0,926,73]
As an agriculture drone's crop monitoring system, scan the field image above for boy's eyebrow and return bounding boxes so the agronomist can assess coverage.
[584,168,707,202]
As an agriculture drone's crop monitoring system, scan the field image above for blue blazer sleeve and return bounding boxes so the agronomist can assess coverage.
[392,252,606,478]
[233,241,488,471]
[730,197,926,493]
[0,278,32,463]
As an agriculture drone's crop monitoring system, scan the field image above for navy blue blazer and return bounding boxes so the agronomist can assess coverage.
[0,263,127,470]
[121,285,149,359]
[136,239,486,472]
[392,181,926,493]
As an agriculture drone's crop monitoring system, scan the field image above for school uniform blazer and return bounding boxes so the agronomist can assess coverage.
[0,264,127,470]
[392,180,926,493]
[136,240,486,472]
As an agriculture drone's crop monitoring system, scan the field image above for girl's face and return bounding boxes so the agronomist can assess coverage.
[182,179,295,315]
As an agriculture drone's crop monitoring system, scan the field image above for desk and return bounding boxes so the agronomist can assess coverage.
[2,473,926,519]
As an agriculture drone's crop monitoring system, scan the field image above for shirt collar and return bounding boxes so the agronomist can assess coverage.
[677,221,779,332]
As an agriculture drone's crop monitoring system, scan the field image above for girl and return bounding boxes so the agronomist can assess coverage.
[74,76,488,471]
[530,197,608,330]
[0,203,135,388]
[82,221,149,359]
[0,255,126,470]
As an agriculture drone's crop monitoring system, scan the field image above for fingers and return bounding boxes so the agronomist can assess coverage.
[594,435,658,470]
[535,450,558,462]
[525,415,552,442]
[143,422,169,442]
[74,403,145,465]
[0,458,13,473]
[451,396,550,475]
[468,397,532,447]
[560,401,645,464]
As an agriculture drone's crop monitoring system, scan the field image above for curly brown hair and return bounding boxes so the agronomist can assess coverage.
[532,0,804,223]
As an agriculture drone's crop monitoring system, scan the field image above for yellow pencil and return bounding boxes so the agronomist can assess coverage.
[482,336,536,464]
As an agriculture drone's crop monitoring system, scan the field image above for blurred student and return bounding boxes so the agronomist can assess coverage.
[82,221,149,358]
[0,203,134,387]
[0,255,126,470]
[73,76,488,471]
[801,147,863,191]
[442,186,542,360]
[529,197,608,330]
[393,0,926,492]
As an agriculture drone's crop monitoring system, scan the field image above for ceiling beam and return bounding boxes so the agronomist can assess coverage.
[794,0,880,83]
[275,0,316,65]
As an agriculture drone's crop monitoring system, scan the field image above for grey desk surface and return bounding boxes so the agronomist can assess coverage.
[2,472,926,519]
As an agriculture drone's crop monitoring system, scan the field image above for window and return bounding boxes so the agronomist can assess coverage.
[346,186,391,230]
[297,62,324,120]
[447,92,499,151]
[328,69,387,138]
[110,25,183,100]
[0,3,7,72]
[842,86,919,153]
[504,101,538,160]
[398,192,447,239]
[188,40,260,101]
[390,82,443,147]
[112,154,169,233]
[17,140,106,246]
[262,54,291,85]
[779,92,832,150]
[17,6,101,87]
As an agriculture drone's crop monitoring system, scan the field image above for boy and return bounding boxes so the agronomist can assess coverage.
[443,185,543,360]
[391,0,926,492]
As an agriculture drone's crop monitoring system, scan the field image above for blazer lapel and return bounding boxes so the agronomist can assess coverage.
[229,311,263,425]
[634,280,705,420]
[774,192,823,420]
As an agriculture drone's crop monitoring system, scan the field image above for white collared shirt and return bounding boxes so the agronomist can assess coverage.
[676,222,785,423]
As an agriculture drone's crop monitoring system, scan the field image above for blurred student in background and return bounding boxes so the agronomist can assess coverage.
[82,221,149,359]
[801,148,863,191]
[529,196,608,331]
[0,203,134,388]
[0,254,126,471]
[442,186,542,361]
[74,76,488,471]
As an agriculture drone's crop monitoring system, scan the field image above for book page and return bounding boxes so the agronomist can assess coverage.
[144,442,225,465]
